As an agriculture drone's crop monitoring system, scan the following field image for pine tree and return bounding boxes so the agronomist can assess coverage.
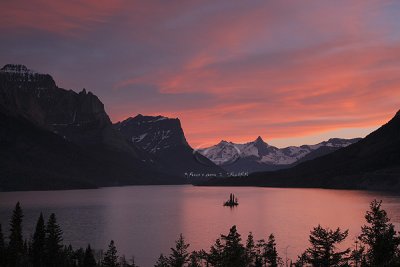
[63,244,75,267]
[359,200,400,266]
[255,239,266,266]
[188,251,202,267]
[0,224,5,267]
[349,240,364,267]
[245,232,256,266]
[45,213,63,267]
[154,253,169,267]
[75,247,85,267]
[84,244,97,267]
[168,234,189,267]
[221,225,246,267]
[207,238,224,266]
[8,202,24,267]
[303,225,350,266]
[102,240,119,267]
[265,234,279,267]
[32,213,46,267]
[294,252,307,267]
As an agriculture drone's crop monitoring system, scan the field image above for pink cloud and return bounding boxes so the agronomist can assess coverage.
[1,1,400,147]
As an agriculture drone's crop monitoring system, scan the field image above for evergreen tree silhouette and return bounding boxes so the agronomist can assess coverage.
[63,244,75,266]
[245,232,256,266]
[359,199,400,266]
[168,234,190,267]
[221,225,246,267]
[32,213,46,267]
[45,213,63,267]
[303,225,350,266]
[188,251,202,267]
[265,234,279,267]
[0,224,5,267]
[75,247,85,266]
[8,202,24,267]
[207,238,224,266]
[102,240,119,267]
[255,238,266,265]
[83,244,97,267]
[154,253,169,267]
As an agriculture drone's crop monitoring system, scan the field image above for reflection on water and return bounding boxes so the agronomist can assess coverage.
[1,185,400,266]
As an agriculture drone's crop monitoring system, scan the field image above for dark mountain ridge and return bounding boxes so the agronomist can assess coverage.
[0,64,183,190]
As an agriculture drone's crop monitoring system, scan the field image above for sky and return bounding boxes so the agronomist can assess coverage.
[1,1,400,148]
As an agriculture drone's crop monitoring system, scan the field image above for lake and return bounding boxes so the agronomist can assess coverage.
[1,185,400,266]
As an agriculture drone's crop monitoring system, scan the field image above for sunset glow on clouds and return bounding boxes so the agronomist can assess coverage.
[1,1,400,147]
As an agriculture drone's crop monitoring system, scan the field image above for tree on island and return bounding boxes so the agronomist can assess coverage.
[358,199,400,266]
[102,240,119,267]
[224,193,238,207]
[299,225,350,266]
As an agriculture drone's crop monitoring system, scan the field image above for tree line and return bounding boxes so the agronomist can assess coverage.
[0,200,399,266]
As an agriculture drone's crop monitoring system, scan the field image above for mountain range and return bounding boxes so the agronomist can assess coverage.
[0,64,219,190]
[198,136,360,173]
[202,110,400,191]
[1,64,398,191]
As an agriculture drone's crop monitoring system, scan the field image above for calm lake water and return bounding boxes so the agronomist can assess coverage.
[1,185,400,266]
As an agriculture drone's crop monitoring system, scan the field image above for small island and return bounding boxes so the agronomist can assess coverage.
[224,193,239,207]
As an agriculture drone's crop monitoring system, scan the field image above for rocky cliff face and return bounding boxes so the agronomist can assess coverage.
[115,115,224,179]
[114,114,189,153]
[0,64,134,152]
[0,64,183,190]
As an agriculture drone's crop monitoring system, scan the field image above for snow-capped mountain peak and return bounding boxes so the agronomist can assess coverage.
[198,137,361,172]
[254,136,264,143]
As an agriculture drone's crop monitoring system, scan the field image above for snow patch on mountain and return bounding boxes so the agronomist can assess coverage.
[0,64,36,75]
[115,114,188,155]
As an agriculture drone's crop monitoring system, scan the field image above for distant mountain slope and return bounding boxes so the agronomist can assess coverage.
[203,110,400,191]
[198,136,360,173]
[114,115,224,180]
[0,64,182,190]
